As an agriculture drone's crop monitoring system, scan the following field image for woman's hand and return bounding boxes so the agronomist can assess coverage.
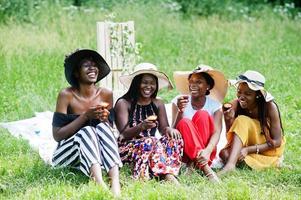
[84,106,100,120]
[177,95,189,113]
[84,105,109,121]
[196,149,211,166]
[238,147,249,162]
[223,107,235,121]
[140,118,157,131]
[98,102,110,121]
[99,108,110,121]
[165,127,182,140]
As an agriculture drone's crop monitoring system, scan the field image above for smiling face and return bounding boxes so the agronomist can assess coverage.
[188,73,210,97]
[139,74,157,98]
[76,59,99,84]
[236,82,257,109]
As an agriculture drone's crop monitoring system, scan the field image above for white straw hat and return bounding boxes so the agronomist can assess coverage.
[173,64,228,102]
[119,62,173,90]
[230,70,274,102]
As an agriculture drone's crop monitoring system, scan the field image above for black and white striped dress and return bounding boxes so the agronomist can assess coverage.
[52,112,122,176]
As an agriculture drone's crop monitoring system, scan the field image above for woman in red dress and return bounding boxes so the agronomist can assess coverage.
[172,65,228,182]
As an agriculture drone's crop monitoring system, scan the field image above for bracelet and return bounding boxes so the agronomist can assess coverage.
[255,144,259,154]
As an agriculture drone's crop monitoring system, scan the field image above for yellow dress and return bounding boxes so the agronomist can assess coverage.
[225,115,285,170]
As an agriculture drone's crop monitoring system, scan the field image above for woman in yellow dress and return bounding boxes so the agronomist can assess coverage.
[218,70,285,175]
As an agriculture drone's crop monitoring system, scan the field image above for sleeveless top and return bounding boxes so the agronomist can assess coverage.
[129,101,158,137]
[171,95,221,119]
[52,109,115,129]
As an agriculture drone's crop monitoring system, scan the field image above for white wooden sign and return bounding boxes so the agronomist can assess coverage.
[96,21,135,101]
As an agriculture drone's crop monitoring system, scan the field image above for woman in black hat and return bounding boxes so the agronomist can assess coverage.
[51,49,122,196]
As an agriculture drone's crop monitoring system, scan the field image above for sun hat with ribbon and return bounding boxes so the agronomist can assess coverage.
[230,70,274,102]
[119,62,173,90]
[173,64,228,102]
[64,49,110,87]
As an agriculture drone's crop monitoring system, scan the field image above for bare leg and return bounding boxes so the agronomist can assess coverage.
[196,151,220,182]
[90,163,108,189]
[108,165,121,197]
[163,174,180,185]
[218,134,243,176]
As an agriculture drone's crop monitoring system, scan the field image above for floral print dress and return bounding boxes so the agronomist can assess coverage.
[118,102,183,180]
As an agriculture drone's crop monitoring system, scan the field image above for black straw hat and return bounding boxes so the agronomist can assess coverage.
[64,49,110,87]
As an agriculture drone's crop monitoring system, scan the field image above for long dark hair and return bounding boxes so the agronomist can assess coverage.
[236,91,284,146]
[115,74,159,132]
[116,73,159,113]
[119,73,158,101]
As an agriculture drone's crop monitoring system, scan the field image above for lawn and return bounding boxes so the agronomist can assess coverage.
[0,1,300,199]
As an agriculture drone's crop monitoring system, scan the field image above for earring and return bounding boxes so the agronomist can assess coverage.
[256,96,259,99]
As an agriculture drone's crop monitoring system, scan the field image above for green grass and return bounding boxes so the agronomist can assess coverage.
[0,2,301,199]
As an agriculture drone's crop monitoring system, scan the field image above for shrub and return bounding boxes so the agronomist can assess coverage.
[173,0,300,19]
[0,0,43,22]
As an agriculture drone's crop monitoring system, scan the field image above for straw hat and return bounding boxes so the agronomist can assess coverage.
[64,49,110,87]
[119,63,173,90]
[230,70,274,102]
[173,64,228,102]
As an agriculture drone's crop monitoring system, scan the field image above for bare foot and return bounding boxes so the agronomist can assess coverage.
[202,164,220,183]
[206,172,220,183]
[164,174,180,185]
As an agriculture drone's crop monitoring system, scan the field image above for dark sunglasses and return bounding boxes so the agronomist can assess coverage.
[237,75,264,87]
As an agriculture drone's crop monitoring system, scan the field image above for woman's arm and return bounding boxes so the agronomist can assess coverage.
[266,101,283,147]
[171,95,188,128]
[238,102,283,160]
[156,99,169,133]
[114,99,146,140]
[52,89,89,142]
[224,99,238,132]
[98,87,114,125]
[156,99,182,139]
[244,102,282,152]
[205,109,223,153]
[171,103,183,128]
[99,87,113,110]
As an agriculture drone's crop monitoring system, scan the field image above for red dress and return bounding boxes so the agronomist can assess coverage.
[176,110,216,167]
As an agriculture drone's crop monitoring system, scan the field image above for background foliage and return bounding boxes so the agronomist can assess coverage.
[0,0,301,22]
[0,0,300,199]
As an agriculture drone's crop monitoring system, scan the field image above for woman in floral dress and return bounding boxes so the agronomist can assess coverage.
[114,63,183,183]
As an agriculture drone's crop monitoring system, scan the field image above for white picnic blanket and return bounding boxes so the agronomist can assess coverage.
[0,111,57,165]
[0,104,227,168]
